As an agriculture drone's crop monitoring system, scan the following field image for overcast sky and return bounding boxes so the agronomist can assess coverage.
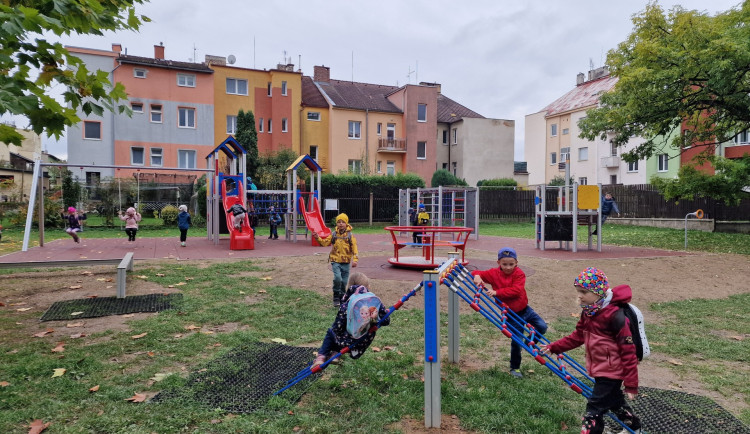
[2,0,742,160]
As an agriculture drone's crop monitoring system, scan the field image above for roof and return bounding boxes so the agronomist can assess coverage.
[118,55,214,73]
[301,76,329,108]
[286,154,322,172]
[436,94,484,124]
[542,75,617,117]
[313,79,402,113]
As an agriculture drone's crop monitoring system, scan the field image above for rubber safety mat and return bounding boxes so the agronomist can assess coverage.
[152,341,318,413]
[40,293,182,321]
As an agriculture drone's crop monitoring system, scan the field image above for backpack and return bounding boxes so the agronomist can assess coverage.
[346,292,382,339]
[611,303,650,361]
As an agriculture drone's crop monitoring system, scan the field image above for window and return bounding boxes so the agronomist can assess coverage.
[267,82,272,96]
[309,145,318,160]
[281,81,287,96]
[386,161,395,175]
[281,118,288,132]
[387,123,396,140]
[83,121,101,140]
[610,142,618,156]
[85,172,100,186]
[150,104,162,123]
[377,123,382,135]
[417,103,427,122]
[628,160,639,172]
[452,161,457,176]
[131,102,144,113]
[551,124,558,136]
[267,118,272,133]
[150,148,163,167]
[442,163,448,169]
[258,118,264,132]
[560,147,570,162]
[578,147,589,161]
[442,130,448,144]
[307,112,320,121]
[376,161,382,173]
[579,177,588,185]
[658,154,669,172]
[610,175,618,185]
[562,128,569,135]
[735,130,749,144]
[131,147,145,165]
[226,78,248,95]
[348,159,362,174]
[134,68,147,78]
[177,73,196,87]
[178,150,196,169]
[452,128,457,144]
[348,121,361,139]
[550,152,557,165]
[178,107,196,128]
[226,115,237,134]
[417,141,426,159]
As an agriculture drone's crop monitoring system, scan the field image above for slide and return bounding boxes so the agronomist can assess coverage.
[221,179,254,250]
[298,196,331,246]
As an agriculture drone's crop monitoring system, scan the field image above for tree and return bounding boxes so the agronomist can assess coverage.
[0,0,149,146]
[430,169,468,187]
[256,149,300,190]
[235,109,258,179]
[578,2,750,203]
[651,154,750,205]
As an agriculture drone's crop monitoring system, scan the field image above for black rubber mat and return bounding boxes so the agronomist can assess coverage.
[152,341,318,413]
[605,386,750,433]
[40,293,182,321]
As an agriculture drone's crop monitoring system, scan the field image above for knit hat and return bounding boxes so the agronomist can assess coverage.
[418,203,425,209]
[574,267,609,296]
[178,205,187,212]
[498,247,517,260]
[68,206,76,213]
[336,213,349,224]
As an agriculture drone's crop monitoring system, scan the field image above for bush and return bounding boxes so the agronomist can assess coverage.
[430,170,468,187]
[9,197,64,228]
[478,178,518,187]
[161,205,179,226]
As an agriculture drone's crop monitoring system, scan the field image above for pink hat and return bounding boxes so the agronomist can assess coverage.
[68,207,76,213]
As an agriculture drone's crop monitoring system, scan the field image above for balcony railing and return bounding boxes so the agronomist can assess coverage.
[377,138,407,153]
[601,156,620,168]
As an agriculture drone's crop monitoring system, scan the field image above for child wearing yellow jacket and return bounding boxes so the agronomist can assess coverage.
[313,213,359,307]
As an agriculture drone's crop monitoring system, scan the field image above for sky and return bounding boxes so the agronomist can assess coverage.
[2,0,743,160]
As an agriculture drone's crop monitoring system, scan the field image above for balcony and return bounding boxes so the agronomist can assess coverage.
[601,156,620,168]
[377,138,407,153]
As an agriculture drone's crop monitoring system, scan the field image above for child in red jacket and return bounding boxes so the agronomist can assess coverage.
[471,247,547,379]
[541,267,642,434]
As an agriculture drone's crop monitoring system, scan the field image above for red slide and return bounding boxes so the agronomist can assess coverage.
[221,180,254,250]
[298,196,331,246]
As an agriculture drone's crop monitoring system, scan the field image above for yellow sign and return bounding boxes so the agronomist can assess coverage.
[577,185,600,209]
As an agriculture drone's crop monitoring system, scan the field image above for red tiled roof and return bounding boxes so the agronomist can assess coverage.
[301,75,329,108]
[543,75,617,117]
[437,93,484,124]
[314,79,402,113]
[118,55,213,73]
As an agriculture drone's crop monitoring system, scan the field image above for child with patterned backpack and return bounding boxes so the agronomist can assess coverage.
[541,267,642,434]
[312,213,358,307]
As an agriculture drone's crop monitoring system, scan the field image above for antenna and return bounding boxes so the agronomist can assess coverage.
[192,43,197,63]
[227,54,236,65]
[406,65,415,84]
[589,58,595,71]
[351,51,354,82]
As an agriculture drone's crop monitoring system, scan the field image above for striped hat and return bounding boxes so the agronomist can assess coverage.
[574,267,609,296]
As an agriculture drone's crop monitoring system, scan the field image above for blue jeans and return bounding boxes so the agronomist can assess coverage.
[507,305,548,370]
[318,328,341,356]
[331,262,351,298]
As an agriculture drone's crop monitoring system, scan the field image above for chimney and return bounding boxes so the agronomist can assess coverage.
[154,43,165,60]
[576,72,585,85]
[419,81,441,93]
[205,54,226,66]
[314,65,330,83]
[112,43,122,54]
[587,66,609,82]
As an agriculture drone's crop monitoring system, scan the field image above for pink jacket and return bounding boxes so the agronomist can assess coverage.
[119,212,141,229]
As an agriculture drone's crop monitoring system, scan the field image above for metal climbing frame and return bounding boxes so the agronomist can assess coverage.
[399,186,479,240]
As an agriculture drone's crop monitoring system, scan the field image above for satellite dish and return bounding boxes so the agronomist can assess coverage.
[227,54,236,65]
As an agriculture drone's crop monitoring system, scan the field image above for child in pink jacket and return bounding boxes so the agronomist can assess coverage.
[119,207,142,242]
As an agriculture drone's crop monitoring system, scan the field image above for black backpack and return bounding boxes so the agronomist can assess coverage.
[611,303,650,361]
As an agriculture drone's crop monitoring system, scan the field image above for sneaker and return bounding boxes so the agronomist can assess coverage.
[509,369,523,378]
[312,354,326,368]
[268,236,273,239]
[181,242,186,247]
[333,296,341,308]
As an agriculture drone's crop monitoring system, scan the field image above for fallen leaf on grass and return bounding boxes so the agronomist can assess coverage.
[200,330,215,335]
[70,312,84,316]
[85,295,98,299]
[211,419,222,424]
[174,282,186,286]
[271,338,287,344]
[51,342,65,353]
[125,393,147,402]
[147,351,155,357]
[69,333,87,339]
[122,314,134,318]
[261,276,272,281]
[0,381,9,387]
[185,325,200,331]
[131,333,147,339]
[150,373,168,382]
[28,419,50,434]
[136,275,148,279]
[668,359,683,366]
[0,302,4,307]
[570,312,580,317]
[383,346,395,351]
[52,368,66,377]
[371,347,381,352]
[173,333,183,338]
[167,285,174,288]
[96,278,107,281]
[66,322,84,328]
[89,385,100,392]
[258,289,267,294]
[730,335,744,341]
[33,329,54,338]
[69,285,82,289]
[156,273,165,277]
[9,302,26,306]
[16,307,32,312]
[238,291,245,294]
[184,277,194,281]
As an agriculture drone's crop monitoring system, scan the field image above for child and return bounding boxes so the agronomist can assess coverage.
[541,267,641,434]
[593,193,620,235]
[119,207,142,242]
[408,207,419,244]
[227,202,247,232]
[312,272,390,368]
[312,213,358,307]
[415,203,429,243]
[177,205,191,247]
[248,202,258,238]
[471,247,547,378]
[268,206,282,240]
[64,206,82,244]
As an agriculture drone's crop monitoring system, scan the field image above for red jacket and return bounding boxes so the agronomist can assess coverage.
[470,266,528,313]
[546,284,639,394]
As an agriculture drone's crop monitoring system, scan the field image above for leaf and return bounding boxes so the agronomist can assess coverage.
[730,335,744,341]
[66,322,84,328]
[0,381,10,387]
[122,314,134,318]
[668,359,683,366]
[147,351,155,357]
[28,419,50,434]
[51,342,65,353]
[173,333,183,338]
[372,346,381,352]
[16,307,32,312]
[185,325,200,330]
[155,273,165,277]
[184,277,194,281]
[175,282,186,286]
[150,373,167,382]
[125,393,147,402]
[270,338,287,344]
[131,333,147,339]
[89,385,100,392]
[70,312,84,316]
[570,312,580,317]
[70,333,87,339]
[258,289,267,293]
[33,329,54,338]
[96,278,106,281]
[52,368,66,377]
[261,276,272,281]
[69,285,82,289]
[136,275,148,279]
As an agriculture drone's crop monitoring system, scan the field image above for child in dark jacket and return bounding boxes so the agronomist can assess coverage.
[541,267,642,434]
[227,203,247,232]
[177,205,191,247]
[312,272,390,368]
[65,206,82,244]
[268,206,282,239]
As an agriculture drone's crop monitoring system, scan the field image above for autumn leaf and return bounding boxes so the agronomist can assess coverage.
[125,393,147,402]
[28,419,50,434]
[122,314,134,318]
[89,385,100,392]
[261,276,272,281]
[238,291,245,294]
[66,322,84,328]
[70,312,84,316]
[173,333,183,338]
[174,282,186,286]
[668,359,683,366]
[271,338,287,344]
[201,330,215,335]
[185,325,200,331]
[51,342,65,353]
[69,285,82,289]
[0,381,10,387]
[150,373,167,382]
[131,333,147,339]
[0,302,5,306]
[156,273,165,277]
[258,289,267,293]
[136,275,148,279]
[167,285,174,288]
[96,278,107,281]
[184,277,194,281]
[372,346,381,352]
[33,329,54,338]
[52,368,66,377]
[69,333,86,339]
[16,307,32,312]
[147,351,155,357]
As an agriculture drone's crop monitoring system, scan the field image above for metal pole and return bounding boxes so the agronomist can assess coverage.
[423,269,441,428]
[38,162,44,247]
[447,253,460,364]
[22,161,42,252]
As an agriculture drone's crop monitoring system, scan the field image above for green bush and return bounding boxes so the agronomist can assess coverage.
[9,197,64,228]
[321,172,425,197]
[430,169,468,187]
[160,205,179,226]
[478,178,518,187]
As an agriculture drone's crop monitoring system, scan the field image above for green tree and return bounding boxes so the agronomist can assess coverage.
[548,175,575,186]
[430,169,468,187]
[235,109,259,179]
[256,149,300,190]
[61,170,80,208]
[0,0,150,146]
[651,154,750,204]
[578,2,750,203]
